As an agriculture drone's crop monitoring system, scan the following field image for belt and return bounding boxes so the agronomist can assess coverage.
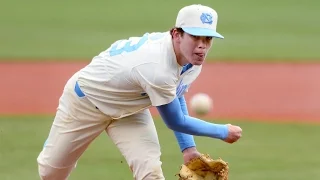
[74,81,85,97]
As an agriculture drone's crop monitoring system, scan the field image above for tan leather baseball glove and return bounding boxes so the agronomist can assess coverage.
[176,154,229,180]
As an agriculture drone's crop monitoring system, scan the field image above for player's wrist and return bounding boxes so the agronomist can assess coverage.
[182,147,201,164]
[221,124,229,140]
[182,146,197,154]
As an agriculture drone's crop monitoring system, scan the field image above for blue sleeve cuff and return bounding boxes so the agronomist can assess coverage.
[173,131,195,152]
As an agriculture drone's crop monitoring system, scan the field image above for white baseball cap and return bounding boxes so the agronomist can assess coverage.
[175,4,224,39]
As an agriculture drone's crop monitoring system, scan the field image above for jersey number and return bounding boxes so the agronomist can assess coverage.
[109,33,149,56]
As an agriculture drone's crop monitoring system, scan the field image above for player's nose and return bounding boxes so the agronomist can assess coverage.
[197,38,208,49]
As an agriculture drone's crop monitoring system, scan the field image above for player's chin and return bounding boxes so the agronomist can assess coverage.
[191,57,205,65]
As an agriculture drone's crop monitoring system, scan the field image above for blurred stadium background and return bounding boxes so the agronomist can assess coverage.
[0,0,319,179]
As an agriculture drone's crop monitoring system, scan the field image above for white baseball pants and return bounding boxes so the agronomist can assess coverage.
[37,72,165,180]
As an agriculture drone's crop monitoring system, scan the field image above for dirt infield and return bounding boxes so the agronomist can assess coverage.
[1,61,320,123]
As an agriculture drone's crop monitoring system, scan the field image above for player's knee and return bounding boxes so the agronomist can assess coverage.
[143,164,164,180]
[38,161,74,180]
[38,163,54,180]
[131,159,164,180]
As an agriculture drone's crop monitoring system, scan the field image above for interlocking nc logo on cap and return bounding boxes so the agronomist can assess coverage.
[200,13,213,25]
[175,4,224,38]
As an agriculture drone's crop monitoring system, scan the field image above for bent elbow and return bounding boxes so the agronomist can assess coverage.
[165,123,177,131]
[165,121,185,132]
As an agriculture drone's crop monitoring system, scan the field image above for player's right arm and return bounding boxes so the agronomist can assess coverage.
[157,98,242,143]
[156,97,230,140]
[131,63,242,143]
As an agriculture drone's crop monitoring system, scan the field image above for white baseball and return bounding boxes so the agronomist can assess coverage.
[189,93,213,115]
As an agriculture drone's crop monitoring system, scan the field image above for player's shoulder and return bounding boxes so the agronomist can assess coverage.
[135,31,172,61]
[132,62,178,86]
[119,31,170,43]
[147,31,170,41]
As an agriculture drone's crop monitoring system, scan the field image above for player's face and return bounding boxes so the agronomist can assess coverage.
[179,33,213,65]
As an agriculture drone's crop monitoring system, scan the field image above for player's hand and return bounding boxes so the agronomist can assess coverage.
[182,147,201,164]
[223,124,242,144]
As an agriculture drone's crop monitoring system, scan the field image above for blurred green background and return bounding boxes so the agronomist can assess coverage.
[1,0,320,180]
[1,116,320,180]
[1,0,319,61]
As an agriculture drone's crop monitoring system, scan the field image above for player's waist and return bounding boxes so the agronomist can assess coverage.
[74,81,100,110]
[74,81,86,97]
[74,80,153,118]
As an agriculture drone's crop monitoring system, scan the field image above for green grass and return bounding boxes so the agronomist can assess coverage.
[0,0,320,62]
[0,115,319,180]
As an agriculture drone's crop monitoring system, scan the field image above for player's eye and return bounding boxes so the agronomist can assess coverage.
[206,37,213,41]
[191,35,198,39]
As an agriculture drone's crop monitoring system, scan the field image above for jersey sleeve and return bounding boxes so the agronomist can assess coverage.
[131,63,177,106]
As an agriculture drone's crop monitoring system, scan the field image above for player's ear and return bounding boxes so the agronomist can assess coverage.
[172,28,182,43]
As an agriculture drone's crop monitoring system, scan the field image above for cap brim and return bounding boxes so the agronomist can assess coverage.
[182,27,224,39]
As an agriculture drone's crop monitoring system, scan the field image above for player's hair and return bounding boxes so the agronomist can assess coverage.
[170,27,185,38]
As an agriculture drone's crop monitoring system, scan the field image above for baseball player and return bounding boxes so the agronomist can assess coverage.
[37,4,242,180]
